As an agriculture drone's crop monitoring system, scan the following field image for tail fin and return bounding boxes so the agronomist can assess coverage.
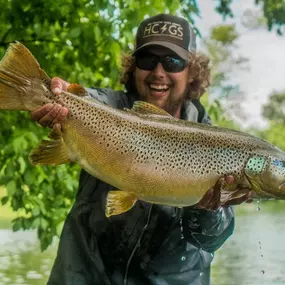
[0,42,52,111]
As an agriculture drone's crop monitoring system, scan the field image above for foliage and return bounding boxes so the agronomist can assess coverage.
[203,24,248,98]
[255,0,285,34]
[262,90,285,123]
[258,123,285,150]
[1,0,285,250]
[201,94,240,130]
[0,111,79,250]
[215,0,285,35]
[202,24,249,126]
[257,90,285,150]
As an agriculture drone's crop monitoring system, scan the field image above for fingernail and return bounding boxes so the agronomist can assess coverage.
[53,87,61,94]
[46,104,53,111]
[61,108,68,115]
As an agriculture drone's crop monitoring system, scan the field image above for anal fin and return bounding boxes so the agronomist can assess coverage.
[105,190,138,217]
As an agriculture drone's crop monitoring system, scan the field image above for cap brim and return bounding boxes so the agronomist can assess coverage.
[133,41,192,60]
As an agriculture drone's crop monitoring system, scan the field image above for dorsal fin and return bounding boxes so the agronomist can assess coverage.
[67,83,88,96]
[131,101,172,117]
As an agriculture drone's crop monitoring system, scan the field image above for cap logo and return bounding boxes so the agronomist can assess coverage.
[143,21,184,40]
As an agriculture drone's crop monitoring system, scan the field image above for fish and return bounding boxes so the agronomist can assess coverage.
[1,42,285,218]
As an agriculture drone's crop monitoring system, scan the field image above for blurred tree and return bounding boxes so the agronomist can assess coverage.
[255,0,285,35]
[258,123,285,150]
[216,0,285,35]
[262,91,285,123]
[1,0,285,250]
[201,24,249,127]
[203,24,248,98]
[257,90,285,150]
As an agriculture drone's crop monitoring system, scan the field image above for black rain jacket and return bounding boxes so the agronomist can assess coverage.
[47,88,235,285]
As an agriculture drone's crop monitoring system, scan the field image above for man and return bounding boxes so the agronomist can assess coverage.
[31,14,251,285]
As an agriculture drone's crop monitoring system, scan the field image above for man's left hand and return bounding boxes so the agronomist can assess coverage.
[195,175,253,211]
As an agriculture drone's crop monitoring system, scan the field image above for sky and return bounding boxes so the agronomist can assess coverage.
[194,0,285,129]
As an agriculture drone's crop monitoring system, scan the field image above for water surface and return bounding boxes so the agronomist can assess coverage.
[0,201,285,285]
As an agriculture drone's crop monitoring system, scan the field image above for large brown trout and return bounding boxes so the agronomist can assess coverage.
[1,42,285,217]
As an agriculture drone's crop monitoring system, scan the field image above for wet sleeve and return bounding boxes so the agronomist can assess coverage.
[182,206,235,253]
[47,171,112,285]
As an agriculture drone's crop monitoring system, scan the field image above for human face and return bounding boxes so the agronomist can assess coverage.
[134,46,192,118]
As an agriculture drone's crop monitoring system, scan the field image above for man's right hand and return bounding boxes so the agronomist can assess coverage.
[30,77,69,128]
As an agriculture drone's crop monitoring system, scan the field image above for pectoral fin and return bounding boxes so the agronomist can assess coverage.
[131,101,172,116]
[124,101,176,120]
[29,127,72,165]
[105,190,138,217]
[67,83,88,96]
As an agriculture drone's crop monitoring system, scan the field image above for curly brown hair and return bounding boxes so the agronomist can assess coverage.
[120,52,211,100]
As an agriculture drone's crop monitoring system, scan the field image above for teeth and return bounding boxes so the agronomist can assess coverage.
[150,84,168,90]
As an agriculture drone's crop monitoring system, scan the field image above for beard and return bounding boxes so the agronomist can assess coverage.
[142,84,190,117]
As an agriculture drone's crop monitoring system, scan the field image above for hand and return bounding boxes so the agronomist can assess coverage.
[30,77,69,128]
[195,175,253,211]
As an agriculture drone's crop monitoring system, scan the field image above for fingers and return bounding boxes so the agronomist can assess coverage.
[224,175,235,185]
[51,106,69,126]
[50,77,70,94]
[195,178,224,211]
[30,103,54,122]
[30,77,70,128]
[30,104,68,128]
[38,104,62,127]
[208,178,223,210]
[196,175,254,210]
[223,190,253,206]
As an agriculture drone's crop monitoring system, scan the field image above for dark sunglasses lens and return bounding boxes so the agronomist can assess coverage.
[135,54,186,73]
[162,56,186,72]
[136,54,157,71]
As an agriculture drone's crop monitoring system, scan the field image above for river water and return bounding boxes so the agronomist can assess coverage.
[0,201,285,285]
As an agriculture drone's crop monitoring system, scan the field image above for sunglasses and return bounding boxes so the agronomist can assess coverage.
[135,52,187,73]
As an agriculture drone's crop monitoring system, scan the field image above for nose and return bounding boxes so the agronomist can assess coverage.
[152,62,166,77]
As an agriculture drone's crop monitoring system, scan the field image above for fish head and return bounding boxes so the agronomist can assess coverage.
[245,155,285,199]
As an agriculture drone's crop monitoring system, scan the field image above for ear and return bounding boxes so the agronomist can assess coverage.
[188,75,194,84]
[133,67,137,78]
[187,68,194,84]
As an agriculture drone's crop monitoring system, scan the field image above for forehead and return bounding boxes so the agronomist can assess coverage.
[141,45,179,57]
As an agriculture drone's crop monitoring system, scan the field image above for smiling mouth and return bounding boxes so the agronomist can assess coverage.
[149,84,169,92]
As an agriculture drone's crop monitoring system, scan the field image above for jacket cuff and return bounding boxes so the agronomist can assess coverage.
[182,206,235,252]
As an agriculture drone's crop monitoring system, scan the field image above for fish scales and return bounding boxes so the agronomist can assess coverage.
[54,95,278,203]
[1,42,285,217]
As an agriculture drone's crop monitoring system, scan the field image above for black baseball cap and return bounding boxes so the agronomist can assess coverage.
[133,14,196,60]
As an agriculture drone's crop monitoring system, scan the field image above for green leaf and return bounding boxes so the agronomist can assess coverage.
[12,217,23,232]
[32,206,40,216]
[6,180,17,196]
[32,217,40,228]
[94,25,101,42]
[18,156,27,174]
[40,218,49,230]
[1,196,9,205]
[69,27,81,38]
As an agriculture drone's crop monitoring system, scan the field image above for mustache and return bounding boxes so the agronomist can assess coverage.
[145,74,172,86]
